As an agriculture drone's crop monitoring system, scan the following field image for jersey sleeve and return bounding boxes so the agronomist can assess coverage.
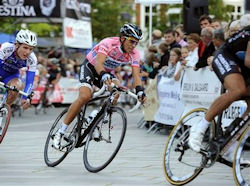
[26,52,38,72]
[131,50,141,68]
[96,38,111,56]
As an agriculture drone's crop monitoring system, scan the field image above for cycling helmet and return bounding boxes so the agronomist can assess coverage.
[120,23,143,40]
[16,29,37,47]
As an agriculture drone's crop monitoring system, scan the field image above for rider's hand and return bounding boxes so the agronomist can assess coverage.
[100,71,112,86]
[21,99,30,110]
[135,86,147,103]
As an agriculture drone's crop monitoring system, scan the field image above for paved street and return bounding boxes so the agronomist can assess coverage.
[0,106,236,186]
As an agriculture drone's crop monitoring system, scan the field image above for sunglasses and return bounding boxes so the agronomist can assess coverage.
[125,37,139,46]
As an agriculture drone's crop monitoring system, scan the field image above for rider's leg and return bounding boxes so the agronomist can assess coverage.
[206,74,247,121]
[53,86,92,149]
[6,78,23,105]
[63,86,92,125]
[189,73,247,152]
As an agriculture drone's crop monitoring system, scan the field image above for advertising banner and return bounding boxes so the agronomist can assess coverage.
[181,67,222,108]
[0,0,61,17]
[154,75,184,125]
[66,0,91,20]
[63,17,92,49]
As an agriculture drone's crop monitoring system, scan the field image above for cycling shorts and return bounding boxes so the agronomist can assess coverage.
[79,59,116,91]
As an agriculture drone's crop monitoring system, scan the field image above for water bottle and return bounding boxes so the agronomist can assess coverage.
[86,109,99,124]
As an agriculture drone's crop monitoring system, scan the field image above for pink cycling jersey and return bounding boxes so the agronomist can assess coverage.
[86,37,140,71]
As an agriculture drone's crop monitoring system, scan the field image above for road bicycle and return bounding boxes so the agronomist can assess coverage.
[163,106,249,185]
[0,81,32,143]
[44,84,140,173]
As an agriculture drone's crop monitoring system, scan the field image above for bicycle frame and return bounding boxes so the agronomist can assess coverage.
[211,111,250,158]
[75,94,109,148]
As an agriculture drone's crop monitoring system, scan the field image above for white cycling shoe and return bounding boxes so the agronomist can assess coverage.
[53,131,63,149]
[188,121,208,152]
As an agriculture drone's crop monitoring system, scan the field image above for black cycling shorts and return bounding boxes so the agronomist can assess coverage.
[212,50,240,84]
[79,59,116,90]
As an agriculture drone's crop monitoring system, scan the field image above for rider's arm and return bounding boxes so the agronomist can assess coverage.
[94,53,107,75]
[245,40,250,69]
[132,66,143,87]
[22,70,35,100]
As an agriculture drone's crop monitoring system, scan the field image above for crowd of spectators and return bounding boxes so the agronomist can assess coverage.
[140,14,248,85]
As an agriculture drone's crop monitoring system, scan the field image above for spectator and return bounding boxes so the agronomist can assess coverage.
[181,46,189,59]
[163,30,181,66]
[211,19,222,30]
[151,29,163,47]
[208,28,225,71]
[212,28,225,49]
[161,47,181,79]
[185,33,200,67]
[199,14,212,29]
[174,24,187,47]
[195,27,215,70]
[229,19,241,36]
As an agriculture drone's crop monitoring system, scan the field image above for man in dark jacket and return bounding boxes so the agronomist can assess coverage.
[195,27,215,70]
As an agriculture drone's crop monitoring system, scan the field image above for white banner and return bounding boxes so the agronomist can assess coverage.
[58,78,79,104]
[181,67,222,108]
[63,17,92,49]
[154,75,184,125]
[221,100,247,129]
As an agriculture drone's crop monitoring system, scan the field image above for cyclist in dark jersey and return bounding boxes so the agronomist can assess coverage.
[189,14,250,153]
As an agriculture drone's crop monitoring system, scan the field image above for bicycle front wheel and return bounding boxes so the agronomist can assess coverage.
[0,104,11,144]
[44,108,79,167]
[83,106,127,173]
[163,108,207,185]
[233,126,250,186]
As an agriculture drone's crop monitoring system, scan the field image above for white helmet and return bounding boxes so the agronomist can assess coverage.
[16,29,37,47]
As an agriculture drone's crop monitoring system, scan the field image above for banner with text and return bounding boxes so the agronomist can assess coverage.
[63,17,92,49]
[66,0,91,20]
[0,0,61,17]
[181,67,222,108]
[154,75,185,125]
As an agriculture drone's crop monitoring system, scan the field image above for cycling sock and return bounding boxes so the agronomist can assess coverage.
[200,118,210,133]
[59,122,68,134]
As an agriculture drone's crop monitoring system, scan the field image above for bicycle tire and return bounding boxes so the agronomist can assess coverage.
[233,126,250,186]
[0,104,11,144]
[163,108,207,185]
[44,108,80,167]
[83,106,127,173]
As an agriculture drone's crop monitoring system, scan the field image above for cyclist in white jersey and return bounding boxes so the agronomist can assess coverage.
[53,23,147,149]
[0,29,37,110]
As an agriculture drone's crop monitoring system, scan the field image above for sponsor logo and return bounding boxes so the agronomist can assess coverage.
[0,0,36,16]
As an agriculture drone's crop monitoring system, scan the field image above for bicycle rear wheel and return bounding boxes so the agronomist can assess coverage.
[44,108,79,167]
[233,126,250,186]
[83,107,127,173]
[0,104,11,144]
[163,108,207,185]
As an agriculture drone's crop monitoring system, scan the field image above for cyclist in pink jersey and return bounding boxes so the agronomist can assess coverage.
[53,23,146,149]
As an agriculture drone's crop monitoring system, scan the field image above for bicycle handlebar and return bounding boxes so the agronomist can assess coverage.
[92,84,141,112]
[0,82,33,100]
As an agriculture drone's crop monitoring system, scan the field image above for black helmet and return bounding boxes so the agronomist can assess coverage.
[120,23,143,40]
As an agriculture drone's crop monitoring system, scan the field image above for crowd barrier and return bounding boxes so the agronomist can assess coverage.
[143,67,247,130]
[31,77,79,104]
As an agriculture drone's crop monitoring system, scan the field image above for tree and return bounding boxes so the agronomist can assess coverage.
[91,0,134,41]
[209,0,230,21]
